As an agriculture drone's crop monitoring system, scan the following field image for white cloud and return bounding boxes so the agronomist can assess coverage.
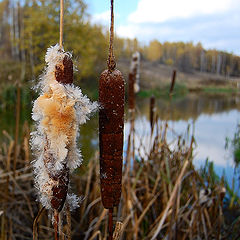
[90,0,240,54]
[117,10,240,54]
[91,10,110,24]
[129,0,236,23]
[117,24,177,40]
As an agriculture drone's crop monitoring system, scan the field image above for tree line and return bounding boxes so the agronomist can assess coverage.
[141,40,240,77]
[0,0,108,84]
[0,0,239,87]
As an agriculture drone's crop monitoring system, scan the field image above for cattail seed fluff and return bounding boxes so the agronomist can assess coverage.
[31,44,98,212]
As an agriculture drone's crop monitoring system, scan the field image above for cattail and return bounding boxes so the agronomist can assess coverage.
[128,52,140,110]
[150,95,155,130]
[130,51,140,93]
[31,44,97,215]
[99,69,124,209]
[169,69,177,96]
[99,0,124,239]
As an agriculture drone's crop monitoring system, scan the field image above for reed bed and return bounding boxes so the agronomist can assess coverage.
[0,110,239,239]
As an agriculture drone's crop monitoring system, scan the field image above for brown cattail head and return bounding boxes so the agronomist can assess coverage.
[43,137,70,212]
[50,167,69,212]
[150,95,155,130]
[99,69,124,209]
[169,69,177,96]
[55,55,73,84]
[130,52,140,93]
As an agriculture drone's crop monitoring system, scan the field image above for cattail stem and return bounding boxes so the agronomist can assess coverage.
[108,208,113,240]
[99,1,124,238]
[54,210,59,240]
[108,0,116,71]
[59,0,64,48]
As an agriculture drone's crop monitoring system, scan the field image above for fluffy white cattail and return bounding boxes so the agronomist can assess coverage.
[31,44,98,212]
[130,51,140,93]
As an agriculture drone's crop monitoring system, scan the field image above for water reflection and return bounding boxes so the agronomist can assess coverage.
[1,93,240,174]
[132,93,240,186]
[138,93,240,121]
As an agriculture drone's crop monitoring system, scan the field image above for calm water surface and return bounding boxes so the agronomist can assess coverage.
[129,93,240,187]
[1,92,240,184]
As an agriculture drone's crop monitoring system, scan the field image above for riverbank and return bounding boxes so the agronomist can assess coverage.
[118,59,240,94]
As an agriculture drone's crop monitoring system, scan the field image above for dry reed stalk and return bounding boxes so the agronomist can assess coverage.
[124,129,132,178]
[94,209,108,231]
[66,204,71,240]
[80,161,94,219]
[150,159,189,239]
[10,179,34,224]
[128,72,135,111]
[58,213,64,240]
[6,140,14,214]
[22,122,30,165]
[13,82,21,180]
[99,1,124,239]
[134,192,160,237]
[168,189,178,240]
[1,212,6,240]
[113,222,123,240]
[89,230,102,240]
[33,207,45,240]
[23,137,29,164]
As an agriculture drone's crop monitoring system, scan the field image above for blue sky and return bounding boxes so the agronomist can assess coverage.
[87,0,240,55]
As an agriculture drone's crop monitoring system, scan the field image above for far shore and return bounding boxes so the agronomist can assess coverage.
[118,59,240,94]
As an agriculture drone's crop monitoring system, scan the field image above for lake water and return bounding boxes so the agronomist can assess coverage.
[1,92,240,187]
[127,93,240,190]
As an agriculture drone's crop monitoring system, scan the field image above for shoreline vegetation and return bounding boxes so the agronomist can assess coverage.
[117,59,240,99]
